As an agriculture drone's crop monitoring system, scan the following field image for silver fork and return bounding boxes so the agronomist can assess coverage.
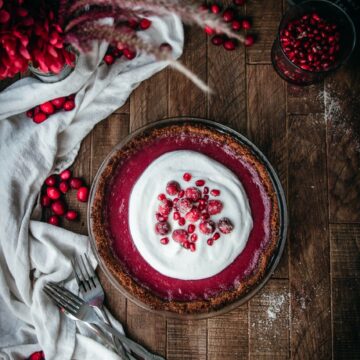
[72,254,128,359]
[44,282,164,360]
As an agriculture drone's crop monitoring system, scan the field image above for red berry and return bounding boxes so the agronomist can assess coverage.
[156,213,168,222]
[224,39,236,51]
[190,233,198,242]
[183,241,191,249]
[188,224,196,233]
[183,172,192,181]
[185,187,201,201]
[41,194,52,207]
[244,34,255,47]
[123,48,136,60]
[26,109,34,118]
[201,212,210,220]
[60,169,71,181]
[189,243,196,252]
[195,179,206,187]
[210,4,221,14]
[166,181,180,196]
[173,211,180,220]
[207,238,214,246]
[160,237,169,245]
[232,20,242,31]
[139,18,152,30]
[213,232,221,240]
[51,200,66,216]
[178,217,186,226]
[29,351,45,360]
[158,202,171,216]
[218,217,234,234]
[178,190,185,198]
[208,200,223,215]
[33,112,48,124]
[59,181,69,194]
[104,54,115,65]
[65,210,78,221]
[70,177,83,189]
[204,25,215,35]
[204,194,209,200]
[233,0,245,5]
[210,189,221,196]
[177,198,193,214]
[63,100,75,111]
[51,97,66,109]
[203,187,209,194]
[47,187,61,200]
[40,101,55,115]
[128,18,138,29]
[155,221,170,235]
[185,207,201,223]
[199,220,216,235]
[242,19,251,30]
[172,229,188,244]
[77,186,89,202]
[45,175,57,186]
[223,9,235,22]
[158,193,166,201]
[211,35,224,46]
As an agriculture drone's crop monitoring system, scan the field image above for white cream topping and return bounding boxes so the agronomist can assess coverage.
[128,150,253,280]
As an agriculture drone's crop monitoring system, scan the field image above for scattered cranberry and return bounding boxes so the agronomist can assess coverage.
[123,48,136,60]
[218,217,234,234]
[63,100,75,111]
[178,190,185,198]
[51,200,66,216]
[65,210,78,221]
[104,54,115,65]
[41,194,52,207]
[232,20,242,31]
[47,187,61,200]
[33,112,48,124]
[70,177,83,189]
[45,175,57,187]
[160,237,169,245]
[166,181,180,196]
[59,181,69,194]
[158,193,167,201]
[211,35,224,46]
[223,9,235,22]
[77,186,89,202]
[199,219,216,235]
[51,97,66,109]
[158,202,171,216]
[172,229,188,244]
[244,34,255,47]
[185,207,201,222]
[178,217,186,226]
[210,189,221,196]
[60,169,72,181]
[185,187,201,201]
[177,198,193,214]
[208,200,223,215]
[183,172,192,182]
[210,3,221,14]
[28,350,45,360]
[195,179,206,187]
[207,238,214,246]
[155,221,170,235]
[224,39,236,51]
[40,101,55,115]
[139,18,152,30]
[242,19,251,30]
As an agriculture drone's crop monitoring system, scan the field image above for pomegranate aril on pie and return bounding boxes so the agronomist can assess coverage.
[160,237,169,245]
[199,219,216,235]
[213,232,221,240]
[178,190,185,198]
[173,211,180,220]
[190,233,198,242]
[188,224,196,234]
[158,202,171,216]
[218,217,234,234]
[158,193,166,201]
[208,199,223,215]
[178,217,186,226]
[210,189,221,196]
[166,181,180,196]
[189,243,196,252]
[195,179,205,187]
[155,221,170,235]
[207,238,214,246]
[203,186,209,194]
[183,172,192,181]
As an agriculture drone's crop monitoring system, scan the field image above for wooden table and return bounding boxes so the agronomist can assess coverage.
[2,1,359,358]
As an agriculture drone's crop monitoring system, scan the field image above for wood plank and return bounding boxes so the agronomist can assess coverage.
[208,305,248,360]
[114,98,130,114]
[247,64,288,279]
[246,0,283,64]
[249,279,289,359]
[325,64,360,223]
[288,114,331,359]
[331,224,360,359]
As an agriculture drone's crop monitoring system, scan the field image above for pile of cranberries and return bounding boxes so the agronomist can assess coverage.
[154,173,234,252]
[280,12,341,72]
[200,0,255,50]
[40,169,89,227]
[26,94,76,124]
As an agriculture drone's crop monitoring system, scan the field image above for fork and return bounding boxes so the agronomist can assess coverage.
[72,254,128,359]
[44,282,164,360]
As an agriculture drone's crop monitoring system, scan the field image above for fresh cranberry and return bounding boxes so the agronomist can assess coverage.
[208,200,223,215]
[77,186,89,202]
[46,187,61,200]
[210,189,221,196]
[185,187,201,201]
[195,179,205,187]
[40,101,55,115]
[189,243,196,252]
[45,175,57,186]
[199,219,216,235]
[65,210,78,221]
[51,200,66,216]
[223,9,235,22]
[242,19,251,30]
[166,181,180,196]
[51,97,66,109]
[156,213,168,222]
[139,18,152,30]
[60,169,71,181]
[48,215,59,226]
[176,198,193,214]
[218,218,234,234]
[190,233,198,242]
[183,172,192,182]
[232,20,242,31]
[41,194,52,207]
[63,100,75,111]
[244,34,255,47]
[224,39,236,51]
[172,229,188,244]
[104,54,115,65]
[183,241,191,249]
[29,350,45,360]
[210,4,221,14]
[185,207,201,223]
[26,109,34,118]
[70,177,83,189]
[59,181,69,194]
[155,222,170,235]
[188,224,196,233]
[211,35,224,46]
[33,112,48,124]
[204,25,215,35]
[123,48,136,60]
[160,237,169,245]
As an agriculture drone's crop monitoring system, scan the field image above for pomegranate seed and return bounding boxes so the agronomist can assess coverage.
[199,220,215,235]
[166,181,180,196]
[218,218,234,234]
[208,200,223,215]
[173,211,180,220]
[210,4,221,14]
[183,173,192,181]
[188,224,196,233]
[33,112,48,124]
[207,238,214,246]
[45,175,57,186]
[104,54,115,65]
[48,215,60,226]
[177,198,193,214]
[63,100,75,111]
[231,20,242,31]
[172,229,188,244]
[204,194,209,200]
[51,97,66,109]
[223,9,235,22]
[70,177,83,189]
[158,203,171,216]
[160,237,169,245]
[203,187,209,194]
[210,189,221,196]
[201,213,210,220]
[47,187,61,200]
[26,109,34,118]
[173,198,179,205]
[223,39,236,51]
[189,243,196,252]
[40,101,55,115]
[156,213,168,222]
[178,190,185,198]
[183,241,191,249]
[139,18,151,30]
[51,200,66,216]
[41,194,52,207]
[244,35,255,47]
[213,232,221,240]
[312,13,320,21]
[198,203,206,211]
[59,181,69,194]
[204,25,215,35]
[185,187,201,201]
[242,19,251,30]
[77,186,89,202]
[178,217,186,226]
[60,169,71,181]
[158,193,166,201]
[190,233,198,242]
[65,210,78,221]
[185,208,201,223]
[155,222,170,235]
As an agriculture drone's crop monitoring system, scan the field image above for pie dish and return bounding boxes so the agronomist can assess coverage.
[89,118,287,318]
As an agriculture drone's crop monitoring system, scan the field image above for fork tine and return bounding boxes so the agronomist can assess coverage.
[47,282,83,306]
[71,259,83,290]
[82,254,96,288]
[44,285,78,314]
[74,256,91,291]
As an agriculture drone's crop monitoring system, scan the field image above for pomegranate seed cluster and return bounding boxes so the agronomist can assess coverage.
[200,0,255,50]
[26,94,75,124]
[281,12,341,72]
[154,173,234,252]
[41,169,89,227]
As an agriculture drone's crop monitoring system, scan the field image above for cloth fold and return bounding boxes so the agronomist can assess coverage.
[0,14,183,360]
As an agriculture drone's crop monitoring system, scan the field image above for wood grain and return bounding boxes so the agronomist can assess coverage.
[288,114,331,359]
[331,223,360,359]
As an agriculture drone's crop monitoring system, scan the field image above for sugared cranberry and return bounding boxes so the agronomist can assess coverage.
[185,187,201,201]
[60,169,71,181]
[189,243,196,252]
[185,207,201,223]
[45,175,57,186]
[51,97,66,109]
[242,19,251,30]
[70,177,83,189]
[188,224,195,233]
[218,217,234,234]
[244,35,255,47]
[47,187,61,200]
[160,237,169,245]
[33,112,48,124]
[77,186,89,202]
[41,194,52,207]
[224,39,236,51]
[195,179,205,187]
[158,202,171,216]
[155,221,170,235]
[40,102,55,115]
[178,217,186,226]
[223,9,235,22]
[156,213,168,222]
[172,229,188,244]
[63,100,75,111]
[199,219,215,235]
[51,200,66,216]
[213,232,221,240]
[65,210,78,221]
[166,181,180,196]
[183,172,192,181]
[208,200,223,215]
[190,233,198,242]
[177,198,193,214]
[139,18,152,30]
[59,181,69,194]
[210,189,221,196]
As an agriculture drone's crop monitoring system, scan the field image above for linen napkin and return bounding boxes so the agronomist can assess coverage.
[0,14,183,360]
